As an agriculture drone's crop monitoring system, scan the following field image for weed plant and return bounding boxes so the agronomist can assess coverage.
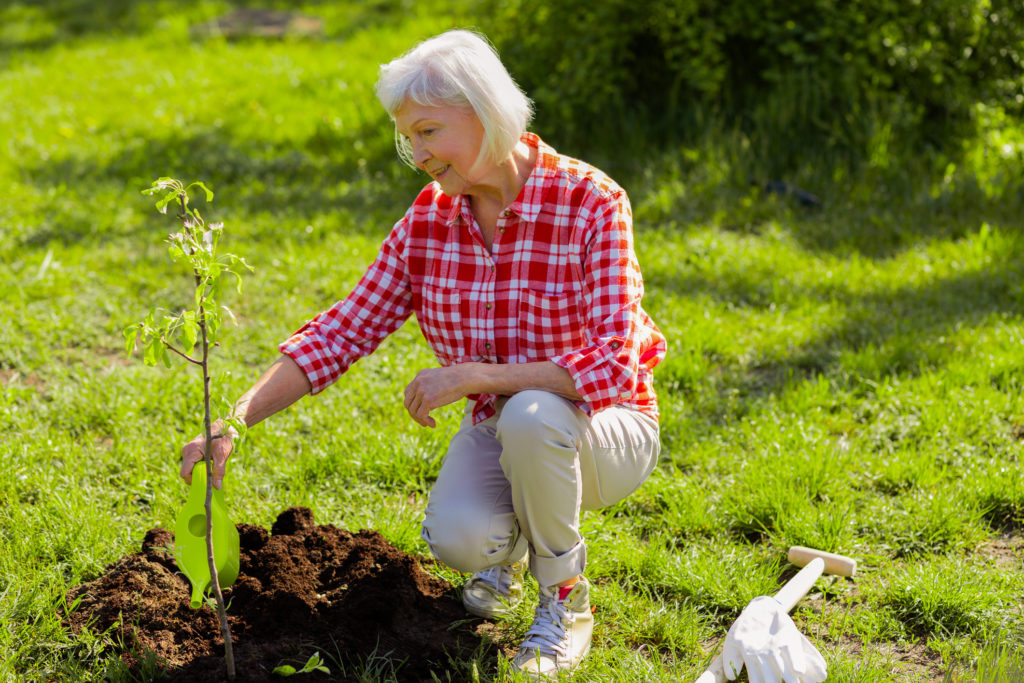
[1,1,1023,681]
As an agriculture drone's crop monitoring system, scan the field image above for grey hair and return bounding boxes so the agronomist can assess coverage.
[375,29,534,169]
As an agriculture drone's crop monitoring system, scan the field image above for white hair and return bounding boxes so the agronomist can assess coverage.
[375,29,534,169]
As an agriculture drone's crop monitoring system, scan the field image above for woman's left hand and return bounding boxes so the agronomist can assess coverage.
[404,363,480,428]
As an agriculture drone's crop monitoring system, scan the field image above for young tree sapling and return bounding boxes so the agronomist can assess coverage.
[125,177,252,681]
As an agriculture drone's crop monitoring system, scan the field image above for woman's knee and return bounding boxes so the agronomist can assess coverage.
[421,503,519,573]
[496,391,581,456]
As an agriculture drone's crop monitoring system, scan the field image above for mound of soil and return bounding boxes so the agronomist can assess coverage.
[64,507,494,681]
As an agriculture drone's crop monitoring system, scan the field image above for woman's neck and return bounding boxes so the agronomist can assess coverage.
[465,140,536,212]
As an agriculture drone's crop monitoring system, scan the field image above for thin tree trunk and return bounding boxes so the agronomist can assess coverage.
[200,300,236,681]
[181,191,235,681]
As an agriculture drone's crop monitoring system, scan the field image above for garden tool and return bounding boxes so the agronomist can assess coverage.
[174,460,240,609]
[696,546,857,683]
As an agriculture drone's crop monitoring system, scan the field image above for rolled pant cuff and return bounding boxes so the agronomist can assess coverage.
[530,540,587,589]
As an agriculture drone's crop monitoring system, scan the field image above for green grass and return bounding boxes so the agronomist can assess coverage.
[2,1,1024,681]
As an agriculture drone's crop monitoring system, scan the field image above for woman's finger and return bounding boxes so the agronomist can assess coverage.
[180,436,205,484]
[210,431,234,489]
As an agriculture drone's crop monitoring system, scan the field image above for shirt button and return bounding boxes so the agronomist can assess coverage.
[502,210,511,217]
[610,341,620,349]
[485,303,492,310]
[484,343,492,349]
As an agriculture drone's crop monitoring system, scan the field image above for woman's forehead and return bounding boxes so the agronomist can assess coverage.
[395,100,474,132]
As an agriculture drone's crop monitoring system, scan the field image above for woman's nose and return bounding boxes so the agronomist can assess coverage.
[412,141,430,167]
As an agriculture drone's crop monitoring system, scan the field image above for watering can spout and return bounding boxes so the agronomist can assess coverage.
[174,461,241,609]
[190,580,207,609]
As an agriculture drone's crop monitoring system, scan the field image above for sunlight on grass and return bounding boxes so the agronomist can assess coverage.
[2,0,1023,680]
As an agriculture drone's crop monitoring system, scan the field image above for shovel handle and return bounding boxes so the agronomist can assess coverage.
[694,547,856,682]
[695,560,824,683]
[788,545,857,577]
[773,557,824,612]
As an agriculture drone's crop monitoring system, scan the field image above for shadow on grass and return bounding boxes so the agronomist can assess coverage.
[649,240,1024,424]
[619,124,1024,262]
[16,118,426,248]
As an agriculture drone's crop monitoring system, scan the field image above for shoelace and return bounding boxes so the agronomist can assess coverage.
[472,563,517,596]
[519,591,570,658]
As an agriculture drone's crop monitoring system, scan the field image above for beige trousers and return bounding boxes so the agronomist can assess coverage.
[421,390,661,588]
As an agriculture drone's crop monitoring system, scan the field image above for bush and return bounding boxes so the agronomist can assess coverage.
[485,0,1024,172]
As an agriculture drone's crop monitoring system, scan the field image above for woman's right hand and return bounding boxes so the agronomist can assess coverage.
[180,420,237,490]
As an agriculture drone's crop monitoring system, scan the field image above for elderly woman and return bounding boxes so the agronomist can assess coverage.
[181,29,665,678]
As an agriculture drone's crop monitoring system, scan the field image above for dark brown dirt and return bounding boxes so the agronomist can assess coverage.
[64,507,492,682]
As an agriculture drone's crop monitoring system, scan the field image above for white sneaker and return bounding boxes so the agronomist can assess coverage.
[512,578,593,678]
[462,556,527,618]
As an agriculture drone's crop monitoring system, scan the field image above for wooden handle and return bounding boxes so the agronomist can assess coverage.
[696,558,826,682]
[787,545,857,577]
[695,546,857,682]
[773,557,824,612]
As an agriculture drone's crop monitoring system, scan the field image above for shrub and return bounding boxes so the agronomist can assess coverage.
[484,0,1024,172]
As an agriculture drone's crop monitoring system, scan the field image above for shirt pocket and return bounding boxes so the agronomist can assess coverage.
[518,288,588,359]
[418,286,465,364]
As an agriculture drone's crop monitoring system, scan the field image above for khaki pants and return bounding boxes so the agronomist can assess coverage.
[421,390,661,588]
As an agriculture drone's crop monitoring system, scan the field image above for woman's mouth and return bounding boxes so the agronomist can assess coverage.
[432,165,450,180]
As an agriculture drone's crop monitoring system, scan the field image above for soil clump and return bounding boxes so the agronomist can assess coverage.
[64,507,493,681]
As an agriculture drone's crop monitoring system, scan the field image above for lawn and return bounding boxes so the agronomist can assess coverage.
[2,1,1023,681]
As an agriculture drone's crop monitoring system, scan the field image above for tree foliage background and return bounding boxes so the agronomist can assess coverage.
[484,0,1024,178]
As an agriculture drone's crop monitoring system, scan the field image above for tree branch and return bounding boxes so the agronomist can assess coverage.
[160,339,203,365]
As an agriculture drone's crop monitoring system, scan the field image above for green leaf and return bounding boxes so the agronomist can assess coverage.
[272,664,296,676]
[167,242,186,262]
[194,281,209,310]
[182,318,199,355]
[224,414,248,443]
[143,338,159,367]
[187,181,214,202]
[123,325,139,358]
[154,190,179,215]
[206,313,221,344]
[143,177,181,196]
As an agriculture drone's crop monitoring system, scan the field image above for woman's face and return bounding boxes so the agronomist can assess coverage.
[394,100,486,195]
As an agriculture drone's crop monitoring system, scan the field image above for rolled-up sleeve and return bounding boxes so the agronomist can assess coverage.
[278,222,413,394]
[551,191,651,413]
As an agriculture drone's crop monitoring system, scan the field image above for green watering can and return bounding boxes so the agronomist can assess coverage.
[174,460,240,609]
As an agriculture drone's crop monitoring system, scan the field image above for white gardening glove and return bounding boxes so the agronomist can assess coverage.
[721,596,827,683]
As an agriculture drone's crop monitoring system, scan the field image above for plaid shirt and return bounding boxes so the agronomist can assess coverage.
[279,133,666,424]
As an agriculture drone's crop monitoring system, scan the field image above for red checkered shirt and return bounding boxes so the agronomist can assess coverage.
[279,133,666,424]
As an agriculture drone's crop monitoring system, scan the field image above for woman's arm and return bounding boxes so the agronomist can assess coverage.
[180,354,312,487]
[403,360,580,428]
[231,354,313,428]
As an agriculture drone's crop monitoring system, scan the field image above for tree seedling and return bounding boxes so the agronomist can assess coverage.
[126,177,252,681]
[273,652,331,677]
